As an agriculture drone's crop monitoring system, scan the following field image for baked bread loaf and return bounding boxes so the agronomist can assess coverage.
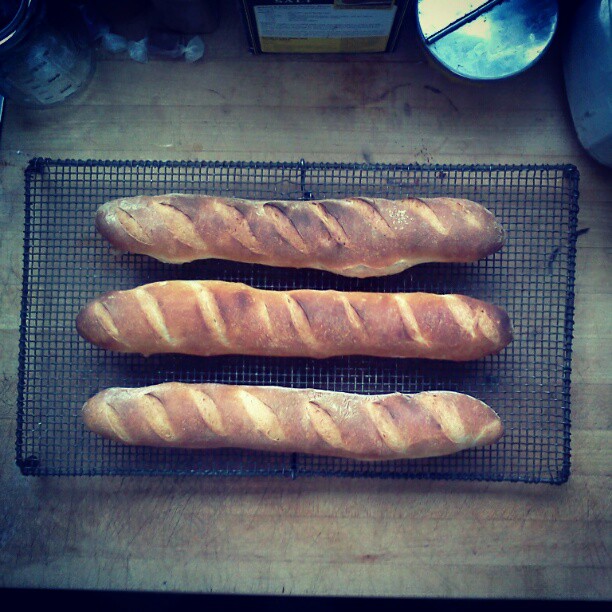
[82,383,504,460]
[95,194,505,277]
[76,280,513,360]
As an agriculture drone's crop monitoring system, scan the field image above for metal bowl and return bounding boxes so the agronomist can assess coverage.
[416,0,559,81]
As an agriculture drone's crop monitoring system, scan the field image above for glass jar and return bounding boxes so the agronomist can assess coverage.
[0,0,96,108]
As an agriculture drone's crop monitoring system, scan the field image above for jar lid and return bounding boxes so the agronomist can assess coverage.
[0,0,33,48]
[417,0,559,81]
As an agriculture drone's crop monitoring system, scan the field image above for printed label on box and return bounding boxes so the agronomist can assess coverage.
[254,4,398,52]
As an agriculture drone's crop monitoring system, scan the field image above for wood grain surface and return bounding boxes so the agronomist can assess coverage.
[0,3,609,600]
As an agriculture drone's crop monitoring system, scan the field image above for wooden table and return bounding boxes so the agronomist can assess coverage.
[0,5,609,601]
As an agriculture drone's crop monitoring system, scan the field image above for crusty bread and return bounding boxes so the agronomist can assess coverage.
[75,280,513,360]
[95,194,505,278]
[82,383,504,460]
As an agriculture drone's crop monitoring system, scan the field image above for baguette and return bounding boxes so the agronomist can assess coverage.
[82,383,504,460]
[75,280,513,360]
[95,194,505,278]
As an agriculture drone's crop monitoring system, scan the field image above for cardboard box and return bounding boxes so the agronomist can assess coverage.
[240,1,412,54]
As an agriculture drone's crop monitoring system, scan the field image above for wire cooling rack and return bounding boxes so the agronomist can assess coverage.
[17,159,579,482]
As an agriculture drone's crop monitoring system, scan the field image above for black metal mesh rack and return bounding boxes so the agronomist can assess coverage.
[17,158,579,482]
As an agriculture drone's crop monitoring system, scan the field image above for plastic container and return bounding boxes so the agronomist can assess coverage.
[563,0,612,168]
[0,0,95,108]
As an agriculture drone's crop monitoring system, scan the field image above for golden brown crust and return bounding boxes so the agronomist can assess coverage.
[82,383,504,460]
[75,280,513,360]
[95,195,505,277]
